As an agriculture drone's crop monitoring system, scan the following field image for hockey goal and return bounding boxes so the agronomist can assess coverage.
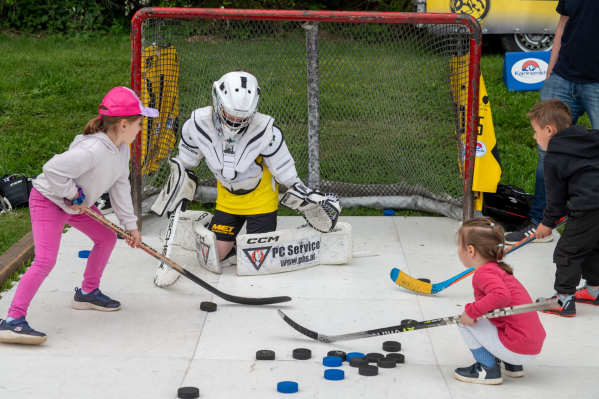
[130,8,481,228]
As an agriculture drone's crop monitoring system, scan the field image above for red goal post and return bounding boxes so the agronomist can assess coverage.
[130,8,481,230]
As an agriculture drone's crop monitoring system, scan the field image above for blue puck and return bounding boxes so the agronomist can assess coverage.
[78,250,91,258]
[323,356,342,367]
[383,209,396,216]
[346,352,366,362]
[324,369,345,381]
[277,381,298,393]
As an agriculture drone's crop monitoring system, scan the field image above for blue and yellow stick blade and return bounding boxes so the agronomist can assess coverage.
[390,268,434,295]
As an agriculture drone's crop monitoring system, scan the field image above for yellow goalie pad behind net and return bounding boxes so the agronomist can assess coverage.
[140,44,180,175]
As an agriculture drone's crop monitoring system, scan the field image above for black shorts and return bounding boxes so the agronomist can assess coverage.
[209,209,278,242]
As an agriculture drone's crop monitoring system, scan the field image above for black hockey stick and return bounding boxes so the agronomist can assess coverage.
[278,298,558,343]
[84,207,291,305]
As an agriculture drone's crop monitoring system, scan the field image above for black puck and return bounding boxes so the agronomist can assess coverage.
[327,350,347,361]
[359,365,379,376]
[256,350,275,360]
[417,278,431,283]
[382,341,401,352]
[401,319,418,325]
[386,353,405,364]
[178,386,200,399]
[292,348,311,360]
[377,358,397,368]
[200,301,217,312]
[366,353,385,363]
[349,357,369,368]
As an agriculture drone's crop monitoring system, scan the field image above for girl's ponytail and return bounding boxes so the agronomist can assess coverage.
[83,106,142,136]
[83,116,104,135]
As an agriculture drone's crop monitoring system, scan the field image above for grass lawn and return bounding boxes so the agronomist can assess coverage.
[0,32,592,262]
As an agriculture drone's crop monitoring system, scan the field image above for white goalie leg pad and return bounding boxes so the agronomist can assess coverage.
[236,222,353,276]
[192,214,222,274]
[176,210,213,251]
[319,222,353,265]
[151,158,198,217]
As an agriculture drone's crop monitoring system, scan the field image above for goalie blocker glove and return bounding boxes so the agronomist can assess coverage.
[151,158,199,217]
[279,182,341,233]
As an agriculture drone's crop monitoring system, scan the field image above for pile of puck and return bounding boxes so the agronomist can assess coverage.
[256,341,405,393]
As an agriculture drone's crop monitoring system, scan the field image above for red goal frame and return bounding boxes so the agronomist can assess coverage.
[130,8,482,229]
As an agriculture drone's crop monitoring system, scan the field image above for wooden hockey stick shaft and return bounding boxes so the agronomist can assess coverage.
[83,207,291,305]
[278,298,559,343]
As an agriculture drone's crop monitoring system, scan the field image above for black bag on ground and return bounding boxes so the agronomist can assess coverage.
[482,185,533,231]
[0,174,36,208]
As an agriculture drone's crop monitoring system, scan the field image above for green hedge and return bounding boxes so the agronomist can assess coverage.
[0,0,411,35]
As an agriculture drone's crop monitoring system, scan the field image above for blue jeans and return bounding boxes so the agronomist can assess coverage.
[529,73,599,224]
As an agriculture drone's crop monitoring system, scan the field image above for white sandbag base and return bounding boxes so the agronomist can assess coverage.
[236,222,353,276]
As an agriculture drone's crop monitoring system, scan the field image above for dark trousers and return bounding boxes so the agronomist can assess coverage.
[553,208,599,295]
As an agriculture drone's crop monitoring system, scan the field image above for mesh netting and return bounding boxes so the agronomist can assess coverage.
[136,15,474,207]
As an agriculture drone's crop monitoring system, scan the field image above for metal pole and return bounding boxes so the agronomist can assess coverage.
[304,21,320,190]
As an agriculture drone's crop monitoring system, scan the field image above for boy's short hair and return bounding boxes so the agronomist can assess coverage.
[526,99,572,132]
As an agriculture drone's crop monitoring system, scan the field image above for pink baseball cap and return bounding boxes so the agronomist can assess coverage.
[98,86,159,118]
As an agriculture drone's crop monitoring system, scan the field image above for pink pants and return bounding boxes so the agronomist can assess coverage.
[8,188,117,319]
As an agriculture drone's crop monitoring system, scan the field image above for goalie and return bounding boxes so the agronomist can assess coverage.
[152,71,341,275]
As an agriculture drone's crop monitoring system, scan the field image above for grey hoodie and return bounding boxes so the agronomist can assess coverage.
[32,133,137,231]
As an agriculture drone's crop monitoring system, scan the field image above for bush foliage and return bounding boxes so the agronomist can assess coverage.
[0,0,411,35]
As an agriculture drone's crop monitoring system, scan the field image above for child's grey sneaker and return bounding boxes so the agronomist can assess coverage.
[454,362,503,385]
[0,317,47,345]
[71,287,121,312]
[496,357,524,377]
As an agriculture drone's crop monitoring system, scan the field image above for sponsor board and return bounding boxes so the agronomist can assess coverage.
[239,235,321,274]
[511,59,548,84]
[502,51,551,92]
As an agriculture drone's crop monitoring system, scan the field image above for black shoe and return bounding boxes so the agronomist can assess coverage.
[495,357,524,378]
[536,294,576,317]
[0,317,47,345]
[95,192,113,215]
[71,287,121,312]
[454,362,503,385]
[504,221,553,244]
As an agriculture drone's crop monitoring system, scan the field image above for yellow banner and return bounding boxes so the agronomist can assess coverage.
[450,53,501,211]
[472,74,502,210]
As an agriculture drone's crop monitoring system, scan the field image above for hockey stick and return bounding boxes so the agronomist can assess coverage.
[82,207,291,305]
[154,202,182,287]
[390,216,567,295]
[278,298,558,343]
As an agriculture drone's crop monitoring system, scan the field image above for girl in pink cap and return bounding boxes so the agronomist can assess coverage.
[0,87,158,345]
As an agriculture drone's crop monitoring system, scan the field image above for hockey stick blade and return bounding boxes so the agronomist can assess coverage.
[83,207,291,305]
[278,299,558,343]
[391,216,567,295]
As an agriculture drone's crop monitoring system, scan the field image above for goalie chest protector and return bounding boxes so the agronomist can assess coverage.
[186,107,275,191]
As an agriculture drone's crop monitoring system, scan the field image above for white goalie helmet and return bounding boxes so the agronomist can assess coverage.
[212,71,260,140]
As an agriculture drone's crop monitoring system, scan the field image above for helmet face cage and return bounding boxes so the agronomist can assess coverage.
[212,72,260,139]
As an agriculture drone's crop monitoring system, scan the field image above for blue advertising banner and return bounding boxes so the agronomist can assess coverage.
[502,51,551,91]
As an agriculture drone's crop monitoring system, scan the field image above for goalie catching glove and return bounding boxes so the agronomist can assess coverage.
[279,183,341,233]
[151,158,199,217]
